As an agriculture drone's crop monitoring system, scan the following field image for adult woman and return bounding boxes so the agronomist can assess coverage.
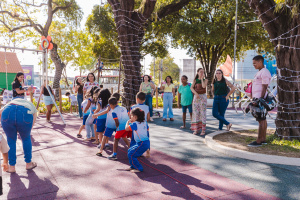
[0,98,38,173]
[12,72,31,99]
[75,77,84,118]
[212,69,235,131]
[41,81,54,123]
[160,76,175,121]
[139,75,155,121]
[83,73,99,97]
[190,68,208,135]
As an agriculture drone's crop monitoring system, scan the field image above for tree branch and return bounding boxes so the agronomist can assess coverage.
[157,0,193,19]
[52,2,73,14]
[21,1,47,7]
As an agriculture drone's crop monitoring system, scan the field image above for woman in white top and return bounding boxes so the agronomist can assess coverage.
[83,73,99,97]
[139,75,156,121]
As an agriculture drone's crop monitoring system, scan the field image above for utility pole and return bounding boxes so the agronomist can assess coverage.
[97,55,101,83]
[232,0,238,107]
[153,57,155,81]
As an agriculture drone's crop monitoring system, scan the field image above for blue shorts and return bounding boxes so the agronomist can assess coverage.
[182,104,192,113]
[83,114,89,125]
[104,127,116,137]
[96,118,106,132]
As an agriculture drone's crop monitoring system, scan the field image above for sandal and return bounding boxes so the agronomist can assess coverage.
[193,131,199,135]
[163,118,167,121]
[96,152,103,157]
[26,162,37,170]
[226,123,232,131]
[180,126,185,129]
[170,118,174,121]
[7,166,16,173]
[200,132,206,136]
[77,134,82,138]
[92,141,99,144]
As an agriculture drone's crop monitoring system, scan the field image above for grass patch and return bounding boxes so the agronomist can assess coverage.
[214,130,300,158]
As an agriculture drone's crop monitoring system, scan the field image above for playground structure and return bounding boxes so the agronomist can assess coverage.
[0,36,66,124]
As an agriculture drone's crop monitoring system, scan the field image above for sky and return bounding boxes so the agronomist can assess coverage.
[8,0,193,77]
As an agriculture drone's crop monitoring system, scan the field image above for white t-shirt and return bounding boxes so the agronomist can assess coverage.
[81,99,90,115]
[112,106,129,131]
[129,122,149,143]
[131,104,149,122]
[106,108,116,129]
[84,81,99,92]
[69,94,77,102]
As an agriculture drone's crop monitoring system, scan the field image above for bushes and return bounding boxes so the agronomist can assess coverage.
[152,95,179,108]
[33,97,73,114]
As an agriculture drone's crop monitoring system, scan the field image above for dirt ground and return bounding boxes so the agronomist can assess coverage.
[213,130,300,158]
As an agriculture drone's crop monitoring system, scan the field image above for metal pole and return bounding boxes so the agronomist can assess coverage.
[118,57,121,93]
[97,55,101,83]
[144,58,146,75]
[153,57,155,81]
[232,0,238,107]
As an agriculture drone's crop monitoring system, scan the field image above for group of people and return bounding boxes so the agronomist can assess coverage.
[0,54,272,194]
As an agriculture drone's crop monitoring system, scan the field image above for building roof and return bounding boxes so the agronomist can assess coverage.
[0,51,23,73]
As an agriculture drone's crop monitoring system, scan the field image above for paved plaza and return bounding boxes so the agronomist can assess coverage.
[1,108,299,200]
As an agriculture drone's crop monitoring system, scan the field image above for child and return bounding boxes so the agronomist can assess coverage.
[93,92,120,149]
[0,133,9,195]
[77,98,89,138]
[177,75,193,129]
[93,89,111,145]
[83,86,99,141]
[65,92,77,114]
[125,108,150,173]
[95,97,130,160]
[130,92,150,158]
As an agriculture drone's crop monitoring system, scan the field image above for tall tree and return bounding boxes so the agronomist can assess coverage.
[247,0,300,137]
[158,0,273,96]
[0,0,82,93]
[105,0,192,108]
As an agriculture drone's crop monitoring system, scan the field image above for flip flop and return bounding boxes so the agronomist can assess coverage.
[26,162,37,170]
[96,152,103,157]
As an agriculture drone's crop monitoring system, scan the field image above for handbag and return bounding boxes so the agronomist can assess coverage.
[245,82,252,93]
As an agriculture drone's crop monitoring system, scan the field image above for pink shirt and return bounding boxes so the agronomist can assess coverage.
[252,68,271,99]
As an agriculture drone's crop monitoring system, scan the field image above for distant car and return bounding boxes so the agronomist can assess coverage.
[23,86,39,96]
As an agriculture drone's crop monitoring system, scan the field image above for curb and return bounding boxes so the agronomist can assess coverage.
[204,129,300,167]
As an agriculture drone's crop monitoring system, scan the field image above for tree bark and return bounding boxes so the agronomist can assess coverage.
[108,0,192,109]
[247,0,300,138]
[50,42,66,97]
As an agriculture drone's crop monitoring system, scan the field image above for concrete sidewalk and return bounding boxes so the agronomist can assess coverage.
[1,109,299,200]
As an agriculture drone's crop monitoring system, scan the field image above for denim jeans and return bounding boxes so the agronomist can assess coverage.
[145,94,153,117]
[77,94,83,117]
[212,95,230,130]
[85,112,95,139]
[163,93,173,119]
[12,96,25,100]
[1,104,33,166]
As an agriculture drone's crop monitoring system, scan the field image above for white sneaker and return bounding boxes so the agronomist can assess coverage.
[150,117,154,122]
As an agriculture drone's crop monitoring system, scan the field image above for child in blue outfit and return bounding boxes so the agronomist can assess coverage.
[95,97,130,159]
[125,108,150,173]
[130,92,150,158]
[83,86,100,141]
[93,89,111,145]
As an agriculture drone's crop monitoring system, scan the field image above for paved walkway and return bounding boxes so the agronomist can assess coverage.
[1,109,299,200]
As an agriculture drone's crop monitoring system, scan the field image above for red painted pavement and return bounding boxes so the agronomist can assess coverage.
[1,114,280,200]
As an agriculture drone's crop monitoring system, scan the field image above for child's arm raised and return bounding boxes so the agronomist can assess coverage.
[92,105,110,118]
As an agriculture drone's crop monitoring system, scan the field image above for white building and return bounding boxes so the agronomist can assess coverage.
[179,59,202,83]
